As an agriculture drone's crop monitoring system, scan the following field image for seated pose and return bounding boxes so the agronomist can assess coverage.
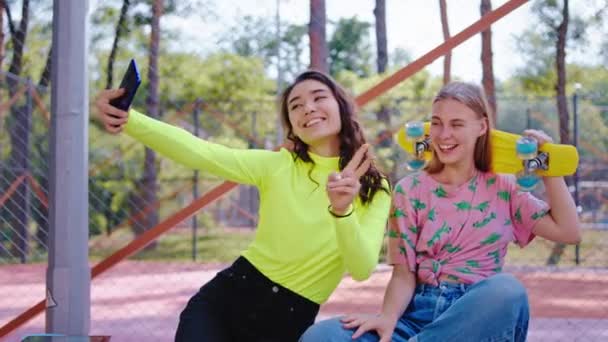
[95,70,391,342]
[300,81,581,342]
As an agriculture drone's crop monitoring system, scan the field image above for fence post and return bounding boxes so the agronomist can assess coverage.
[573,86,580,265]
[275,0,284,146]
[23,79,34,263]
[192,99,201,261]
[47,0,91,335]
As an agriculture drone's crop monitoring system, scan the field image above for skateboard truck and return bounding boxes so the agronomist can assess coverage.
[515,136,549,191]
[404,121,430,170]
[524,152,549,172]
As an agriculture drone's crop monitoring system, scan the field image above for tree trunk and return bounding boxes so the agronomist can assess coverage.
[106,0,131,89]
[131,0,162,250]
[39,46,51,88]
[0,1,5,69]
[374,0,390,126]
[309,0,328,73]
[7,0,27,80]
[480,0,497,123]
[439,0,451,85]
[555,0,569,146]
[374,0,387,73]
[547,0,569,266]
[4,0,30,262]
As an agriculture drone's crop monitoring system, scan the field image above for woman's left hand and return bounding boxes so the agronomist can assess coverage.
[523,129,553,146]
[326,144,373,216]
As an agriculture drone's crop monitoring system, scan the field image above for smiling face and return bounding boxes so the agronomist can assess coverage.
[286,79,342,154]
[430,98,488,169]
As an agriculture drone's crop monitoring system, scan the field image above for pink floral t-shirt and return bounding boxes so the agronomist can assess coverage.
[387,171,550,286]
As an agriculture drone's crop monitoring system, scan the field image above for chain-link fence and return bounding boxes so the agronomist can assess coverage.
[1,0,607,341]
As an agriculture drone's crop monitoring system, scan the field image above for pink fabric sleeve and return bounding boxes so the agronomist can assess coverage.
[510,187,550,247]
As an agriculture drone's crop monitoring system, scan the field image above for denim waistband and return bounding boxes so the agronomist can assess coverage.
[416,281,471,294]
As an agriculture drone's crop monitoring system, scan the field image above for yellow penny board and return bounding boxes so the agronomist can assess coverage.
[396,122,579,177]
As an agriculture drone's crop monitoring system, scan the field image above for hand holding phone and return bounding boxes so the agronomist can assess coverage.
[109,59,141,111]
[95,59,141,133]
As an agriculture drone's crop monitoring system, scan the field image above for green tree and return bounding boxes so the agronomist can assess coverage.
[513,0,607,265]
[219,15,307,82]
[328,16,373,77]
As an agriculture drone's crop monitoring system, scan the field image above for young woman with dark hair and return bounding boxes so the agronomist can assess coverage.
[95,70,391,342]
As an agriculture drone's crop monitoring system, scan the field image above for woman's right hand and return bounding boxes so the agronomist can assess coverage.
[326,144,372,215]
[340,313,397,342]
[94,88,129,134]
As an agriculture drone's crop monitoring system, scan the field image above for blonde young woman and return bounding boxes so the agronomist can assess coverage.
[300,82,581,342]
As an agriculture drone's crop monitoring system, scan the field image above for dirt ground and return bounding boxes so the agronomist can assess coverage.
[2,262,607,341]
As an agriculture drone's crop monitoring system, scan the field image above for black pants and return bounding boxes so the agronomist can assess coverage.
[175,257,320,342]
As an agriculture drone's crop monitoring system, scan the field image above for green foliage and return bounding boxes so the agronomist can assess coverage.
[568,65,608,130]
[328,17,373,78]
[5,0,608,262]
[389,48,412,69]
[219,15,307,81]
[513,29,556,96]
[513,0,603,95]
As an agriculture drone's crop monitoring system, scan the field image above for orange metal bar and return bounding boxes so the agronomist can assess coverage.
[0,174,27,209]
[0,86,28,115]
[356,0,529,107]
[0,300,46,338]
[0,181,239,337]
[30,87,51,122]
[89,103,194,176]
[203,105,265,147]
[88,181,194,251]
[90,181,239,277]
[113,181,193,234]
[26,173,49,208]
[228,199,258,223]
[173,101,197,119]
[88,141,139,177]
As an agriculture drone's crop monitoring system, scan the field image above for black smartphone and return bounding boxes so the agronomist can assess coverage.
[110,59,141,111]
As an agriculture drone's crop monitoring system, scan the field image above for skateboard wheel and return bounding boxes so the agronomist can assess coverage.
[516,136,538,160]
[405,121,425,140]
[516,172,540,191]
[406,158,427,171]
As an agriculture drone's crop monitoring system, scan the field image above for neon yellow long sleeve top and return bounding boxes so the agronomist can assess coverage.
[124,109,391,304]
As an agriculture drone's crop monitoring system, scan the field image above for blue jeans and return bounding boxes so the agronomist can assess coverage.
[300,273,529,342]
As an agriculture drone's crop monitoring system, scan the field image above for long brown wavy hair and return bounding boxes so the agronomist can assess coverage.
[279,70,389,204]
[425,81,494,174]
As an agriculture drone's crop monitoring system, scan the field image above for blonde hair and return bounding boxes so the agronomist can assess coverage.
[425,82,494,174]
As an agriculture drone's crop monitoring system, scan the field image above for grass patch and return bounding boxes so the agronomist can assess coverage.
[6,226,607,267]
[133,228,255,263]
[88,226,255,264]
[506,229,608,267]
